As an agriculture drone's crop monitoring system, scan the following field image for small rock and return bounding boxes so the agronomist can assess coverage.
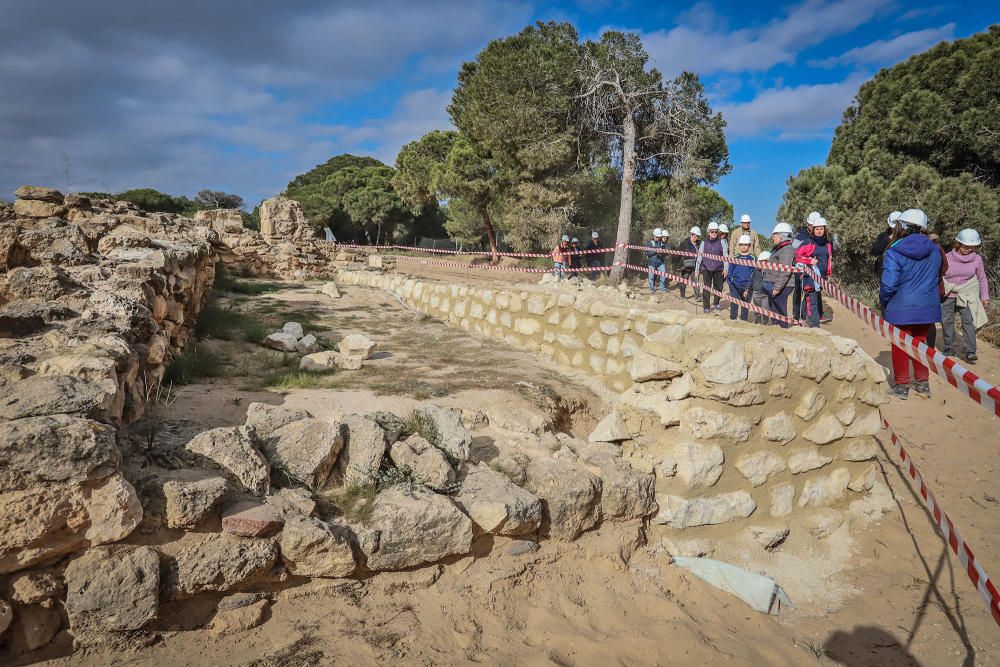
[282,322,305,339]
[262,419,345,490]
[338,333,376,359]
[294,334,320,354]
[365,487,473,571]
[802,413,846,445]
[10,571,64,605]
[454,464,542,535]
[841,437,879,462]
[788,447,833,474]
[760,411,796,444]
[670,441,725,489]
[683,406,753,442]
[265,487,316,518]
[210,599,268,637]
[159,532,278,600]
[845,409,882,437]
[280,515,356,578]
[222,500,284,537]
[10,604,61,651]
[699,341,748,384]
[523,457,602,540]
[321,282,341,299]
[263,332,299,352]
[654,491,756,528]
[389,436,455,488]
[749,526,790,551]
[735,451,787,487]
[419,405,472,463]
[588,409,631,443]
[185,426,270,496]
[161,472,229,529]
[659,537,715,558]
[628,349,683,382]
[769,483,796,518]
[507,540,539,556]
[15,185,64,202]
[244,402,312,440]
[848,463,878,493]
[333,414,387,487]
[794,387,827,421]
[798,468,852,507]
[366,411,405,445]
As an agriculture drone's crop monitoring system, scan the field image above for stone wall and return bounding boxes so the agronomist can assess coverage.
[337,269,889,536]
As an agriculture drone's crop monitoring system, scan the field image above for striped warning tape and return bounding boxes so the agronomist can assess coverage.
[621,243,803,273]
[391,254,612,274]
[337,242,616,258]
[879,410,1000,626]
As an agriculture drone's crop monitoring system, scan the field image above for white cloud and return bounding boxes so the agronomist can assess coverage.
[634,0,892,77]
[899,5,949,21]
[808,24,956,68]
[717,75,868,139]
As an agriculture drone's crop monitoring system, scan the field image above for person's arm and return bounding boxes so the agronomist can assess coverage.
[722,240,729,275]
[879,250,901,309]
[870,233,887,257]
[975,256,989,302]
[773,248,794,293]
[694,242,703,274]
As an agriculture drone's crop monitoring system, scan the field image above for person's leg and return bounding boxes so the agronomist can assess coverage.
[890,342,911,393]
[678,270,687,298]
[769,287,790,328]
[712,271,724,307]
[701,271,712,310]
[958,304,977,359]
[904,324,932,394]
[648,265,655,291]
[940,297,956,355]
[792,275,802,321]
[728,283,741,320]
[805,290,820,327]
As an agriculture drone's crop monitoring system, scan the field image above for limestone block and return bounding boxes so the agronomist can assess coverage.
[454,465,542,536]
[671,442,725,488]
[666,374,694,400]
[599,320,620,336]
[588,353,605,374]
[389,436,455,489]
[683,406,753,442]
[523,457,602,540]
[749,526,790,551]
[735,451,787,487]
[606,336,621,356]
[639,324,685,359]
[846,409,882,437]
[244,402,312,440]
[557,333,584,350]
[794,386,827,421]
[547,311,560,325]
[513,317,538,336]
[761,411,796,444]
[700,341,748,384]
[526,295,550,315]
[560,311,579,331]
[620,333,639,358]
[280,515,355,577]
[365,487,474,570]
[769,483,795,518]
[798,468,851,507]
[780,339,831,381]
[848,463,877,493]
[587,330,604,350]
[841,437,879,462]
[628,348,683,382]
[654,491,756,528]
[589,409,631,443]
[835,403,857,426]
[802,414,845,445]
[788,447,833,474]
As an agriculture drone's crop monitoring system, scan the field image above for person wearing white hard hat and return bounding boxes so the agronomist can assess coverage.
[871,211,902,277]
[678,226,701,299]
[726,234,755,321]
[731,214,761,258]
[718,223,729,244]
[585,230,604,278]
[880,208,941,399]
[695,221,729,313]
[941,228,990,363]
[646,228,668,292]
[809,217,834,323]
[569,237,583,271]
[792,212,821,321]
[763,222,797,327]
[748,250,772,324]
[551,234,571,280]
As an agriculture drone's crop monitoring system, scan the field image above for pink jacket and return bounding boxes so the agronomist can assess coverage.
[944,250,990,300]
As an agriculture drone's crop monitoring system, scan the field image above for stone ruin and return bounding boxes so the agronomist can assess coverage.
[0,185,888,656]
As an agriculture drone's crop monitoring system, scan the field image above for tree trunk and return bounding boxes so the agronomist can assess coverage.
[610,115,637,283]
[481,204,499,264]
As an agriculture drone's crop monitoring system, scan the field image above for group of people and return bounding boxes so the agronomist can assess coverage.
[551,231,605,277]
[873,209,990,399]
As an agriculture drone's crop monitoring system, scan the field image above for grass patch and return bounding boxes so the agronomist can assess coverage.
[320,482,377,523]
[262,369,339,391]
[164,343,225,384]
[196,301,269,343]
[402,409,441,446]
[214,262,281,295]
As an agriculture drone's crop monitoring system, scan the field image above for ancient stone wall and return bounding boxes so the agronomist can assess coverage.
[337,269,888,536]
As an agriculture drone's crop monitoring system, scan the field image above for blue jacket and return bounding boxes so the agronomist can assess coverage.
[727,253,754,289]
[646,240,665,266]
[879,233,942,325]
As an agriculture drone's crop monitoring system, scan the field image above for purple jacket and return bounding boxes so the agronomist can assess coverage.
[944,250,990,300]
[696,238,728,273]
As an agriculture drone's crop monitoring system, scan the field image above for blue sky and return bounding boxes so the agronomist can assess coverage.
[1,0,996,224]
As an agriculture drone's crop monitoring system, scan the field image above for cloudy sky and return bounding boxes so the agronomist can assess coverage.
[1,0,994,222]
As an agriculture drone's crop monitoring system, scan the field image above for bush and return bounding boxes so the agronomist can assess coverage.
[164,343,224,384]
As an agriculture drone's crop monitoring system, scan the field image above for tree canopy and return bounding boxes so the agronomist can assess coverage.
[779,26,1000,281]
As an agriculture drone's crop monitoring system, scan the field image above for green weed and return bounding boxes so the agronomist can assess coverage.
[164,343,225,384]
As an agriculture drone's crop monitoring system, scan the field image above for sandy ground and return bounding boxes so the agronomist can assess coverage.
[36,263,1000,667]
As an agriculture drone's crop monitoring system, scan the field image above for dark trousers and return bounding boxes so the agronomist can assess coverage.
[792,275,803,321]
[729,283,749,320]
[803,289,820,327]
[701,270,724,309]
[941,297,976,356]
[679,268,696,298]
[769,285,794,328]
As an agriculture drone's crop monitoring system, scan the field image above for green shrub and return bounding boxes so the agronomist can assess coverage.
[164,343,224,384]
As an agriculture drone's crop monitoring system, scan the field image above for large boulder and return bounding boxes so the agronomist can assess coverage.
[259,196,314,244]
[523,458,602,540]
[389,436,455,489]
[244,402,312,440]
[364,487,473,571]
[338,333,376,360]
[15,185,64,202]
[159,532,278,600]
[159,471,230,529]
[64,545,160,647]
[333,414,387,487]
[453,464,542,536]
[0,375,113,421]
[0,415,119,493]
[261,419,345,490]
[222,501,284,538]
[418,405,471,463]
[279,515,356,577]
[185,426,270,496]
[583,456,657,521]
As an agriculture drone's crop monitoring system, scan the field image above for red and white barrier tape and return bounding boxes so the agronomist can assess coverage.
[622,243,803,273]
[338,242,615,259]
[879,410,1000,626]
[392,254,611,275]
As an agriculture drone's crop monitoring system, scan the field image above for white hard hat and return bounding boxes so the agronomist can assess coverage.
[807,211,821,225]
[707,222,719,231]
[719,224,729,234]
[812,217,828,228]
[690,226,702,236]
[757,251,771,261]
[740,214,751,223]
[662,228,670,236]
[888,211,902,228]
[591,231,599,238]
[898,208,929,230]
[571,237,579,243]
[737,234,752,245]
[653,227,663,237]
[956,228,981,246]
[561,234,570,242]
[772,222,794,235]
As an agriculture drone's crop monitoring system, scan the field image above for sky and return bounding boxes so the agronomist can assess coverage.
[1,0,996,224]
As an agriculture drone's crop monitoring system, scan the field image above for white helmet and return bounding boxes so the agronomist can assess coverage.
[757,251,771,261]
[690,226,702,236]
[662,228,670,236]
[956,228,981,246]
[888,211,902,228]
[653,227,663,237]
[740,214,751,224]
[807,211,821,225]
[707,221,720,232]
[812,217,828,228]
[561,234,570,242]
[719,224,729,234]
[737,234,752,245]
[772,222,794,235]
[591,231,599,238]
[897,208,929,230]
[571,237,579,243]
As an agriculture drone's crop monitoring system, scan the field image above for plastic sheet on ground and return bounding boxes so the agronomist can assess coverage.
[673,556,794,614]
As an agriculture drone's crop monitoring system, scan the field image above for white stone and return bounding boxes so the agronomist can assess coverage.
[799,468,851,507]
[845,409,882,437]
[735,451,787,487]
[453,465,542,536]
[514,318,541,336]
[780,339,831,381]
[748,526,790,551]
[654,491,756,528]
[848,463,877,493]
[587,330,604,350]
[794,387,826,421]
[802,414,846,445]
[389,436,455,489]
[700,341,748,384]
[338,333,376,360]
[282,322,304,339]
[835,403,857,426]
[671,442,725,488]
[263,332,299,352]
[761,411,796,444]
[665,373,694,400]
[588,409,631,443]
[683,406,753,442]
[841,437,879,462]
[769,483,795,518]
[788,447,833,474]
[628,349,683,382]
[294,334,320,354]
[745,340,789,383]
